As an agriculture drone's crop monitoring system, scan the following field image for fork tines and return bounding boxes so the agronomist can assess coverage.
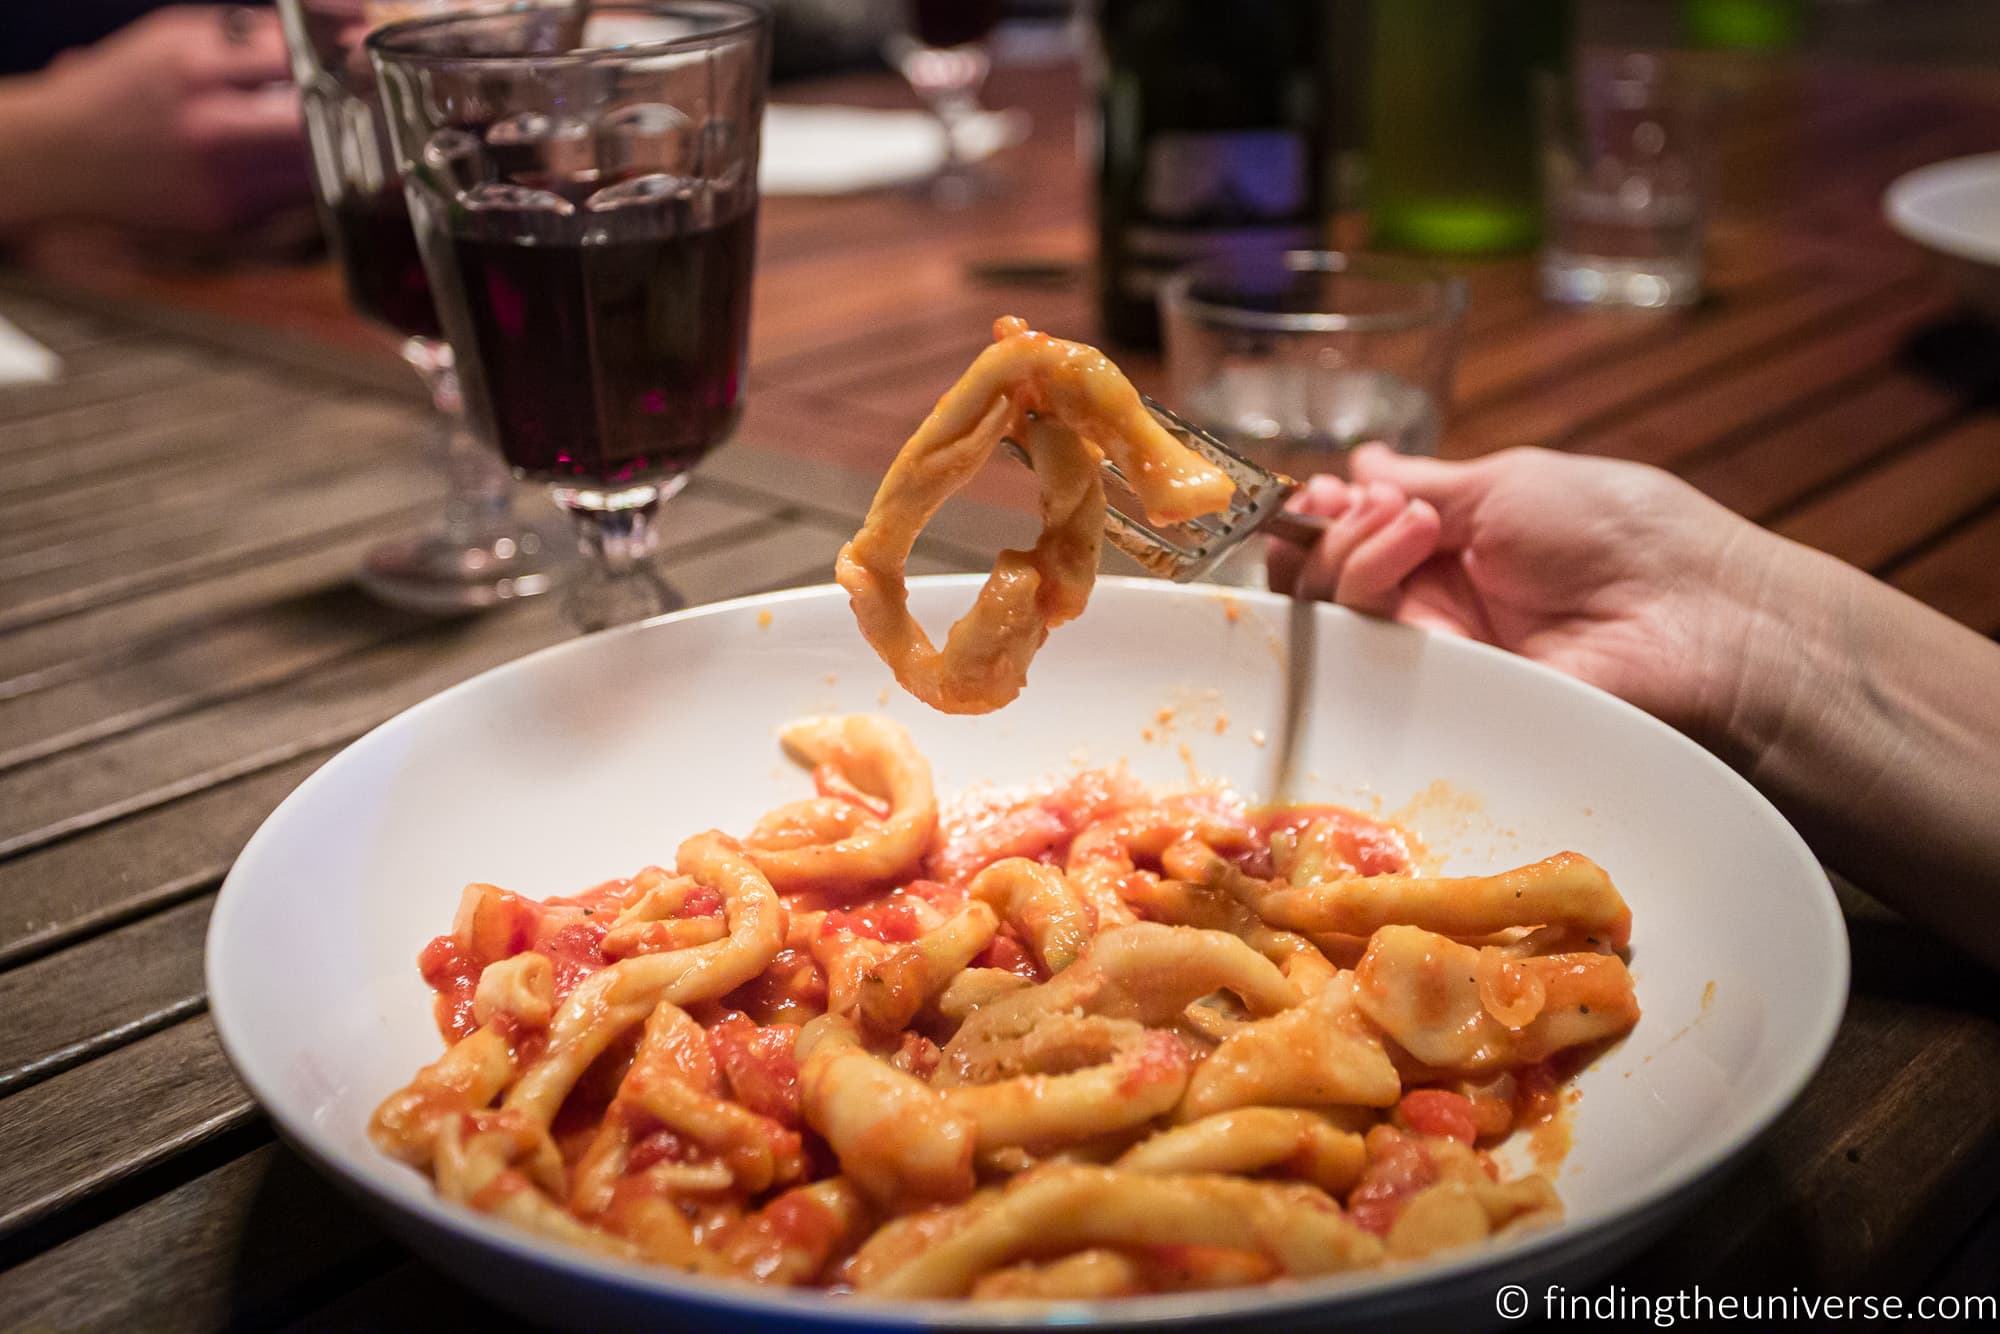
[1005,399,1301,583]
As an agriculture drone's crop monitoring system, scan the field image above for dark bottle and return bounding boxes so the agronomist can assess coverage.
[1093,0,1327,348]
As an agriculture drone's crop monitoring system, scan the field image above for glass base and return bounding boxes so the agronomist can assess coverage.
[1541,254,1703,309]
[357,522,567,615]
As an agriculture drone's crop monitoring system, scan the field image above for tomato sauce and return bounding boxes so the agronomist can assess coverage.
[418,935,483,1042]
[540,920,609,999]
[711,1013,804,1127]
[822,897,923,943]
[1260,805,1412,876]
[971,931,1039,978]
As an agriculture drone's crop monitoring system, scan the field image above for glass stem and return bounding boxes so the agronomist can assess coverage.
[402,336,515,545]
[553,480,686,631]
[565,491,662,573]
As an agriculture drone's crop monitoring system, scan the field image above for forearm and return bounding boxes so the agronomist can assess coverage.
[1714,535,2000,970]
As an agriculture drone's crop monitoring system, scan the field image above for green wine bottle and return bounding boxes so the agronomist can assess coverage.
[1364,0,1573,255]
[1093,0,1327,348]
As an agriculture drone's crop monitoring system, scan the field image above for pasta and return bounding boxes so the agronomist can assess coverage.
[836,318,1235,714]
[374,716,1640,1300]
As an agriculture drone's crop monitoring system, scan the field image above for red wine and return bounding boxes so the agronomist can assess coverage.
[328,190,443,341]
[908,0,1002,48]
[446,209,757,486]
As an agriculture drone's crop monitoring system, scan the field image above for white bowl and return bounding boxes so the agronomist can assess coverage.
[207,576,1847,1330]
[1886,152,2000,322]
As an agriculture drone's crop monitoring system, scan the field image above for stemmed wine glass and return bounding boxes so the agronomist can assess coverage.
[369,2,769,631]
[280,0,564,612]
[888,0,1004,207]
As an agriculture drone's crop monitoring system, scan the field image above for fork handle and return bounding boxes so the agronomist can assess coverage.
[1261,509,1331,548]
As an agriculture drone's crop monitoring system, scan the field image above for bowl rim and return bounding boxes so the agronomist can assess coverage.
[206,574,1850,1328]
[1884,150,2000,266]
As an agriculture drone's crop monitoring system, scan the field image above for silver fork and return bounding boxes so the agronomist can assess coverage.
[1007,398,1329,582]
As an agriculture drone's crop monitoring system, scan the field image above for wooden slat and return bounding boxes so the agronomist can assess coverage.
[1451,268,1920,453]
[0,362,323,459]
[0,489,779,767]
[1575,286,1955,467]
[0,475,439,633]
[0,748,334,969]
[1775,416,2000,570]
[0,480,764,701]
[0,293,136,356]
[1681,372,1968,520]
[0,1016,254,1239]
[0,383,326,505]
[0,342,247,427]
[0,520,430,697]
[0,898,210,1095]
[1887,507,2000,634]
[0,1144,393,1334]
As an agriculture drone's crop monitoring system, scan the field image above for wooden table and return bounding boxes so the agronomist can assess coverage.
[2,53,1998,1331]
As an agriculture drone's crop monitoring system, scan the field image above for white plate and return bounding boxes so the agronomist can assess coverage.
[207,576,1847,1330]
[1885,152,2000,319]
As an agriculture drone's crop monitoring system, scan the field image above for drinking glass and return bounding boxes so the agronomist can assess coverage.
[369,2,769,630]
[1538,55,1711,309]
[887,0,1003,206]
[1160,250,1466,585]
[281,0,563,612]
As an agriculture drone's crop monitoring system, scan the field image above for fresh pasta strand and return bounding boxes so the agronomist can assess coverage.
[836,318,1234,714]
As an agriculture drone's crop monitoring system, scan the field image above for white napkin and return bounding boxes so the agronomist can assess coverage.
[0,315,60,386]
[759,103,1029,197]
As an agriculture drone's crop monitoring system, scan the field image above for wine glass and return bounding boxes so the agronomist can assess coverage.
[888,0,1004,207]
[369,2,769,631]
[279,0,565,613]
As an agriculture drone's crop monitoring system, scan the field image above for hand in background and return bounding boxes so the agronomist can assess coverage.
[2,6,310,236]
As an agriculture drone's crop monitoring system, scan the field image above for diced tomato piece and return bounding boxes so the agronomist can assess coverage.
[710,1015,803,1127]
[418,934,482,1042]
[1397,1089,1481,1146]
[972,931,1039,978]
[1347,1127,1438,1236]
[681,885,723,917]
[627,1125,698,1172]
[539,920,608,999]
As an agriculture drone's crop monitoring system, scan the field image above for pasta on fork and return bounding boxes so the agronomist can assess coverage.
[373,716,1641,1300]
[836,317,1235,714]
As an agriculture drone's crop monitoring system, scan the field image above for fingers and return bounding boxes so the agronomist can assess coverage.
[1334,498,1442,616]
[159,6,294,89]
[1347,444,1482,549]
[183,82,306,148]
[1270,476,1443,617]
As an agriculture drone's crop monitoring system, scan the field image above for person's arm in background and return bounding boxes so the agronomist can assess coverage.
[1271,444,2000,971]
[0,6,308,238]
